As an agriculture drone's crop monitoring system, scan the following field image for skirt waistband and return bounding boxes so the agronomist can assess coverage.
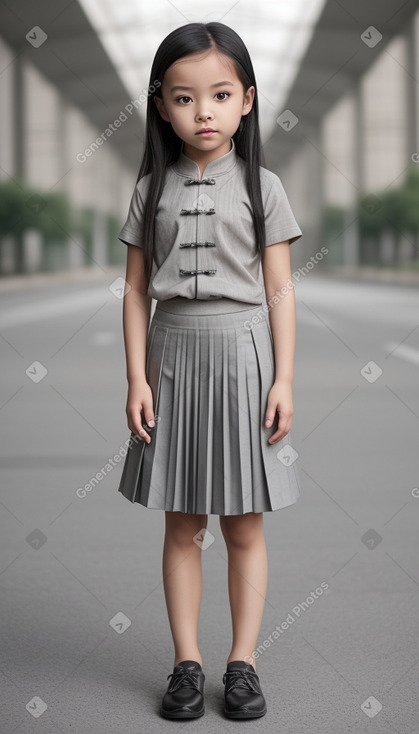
[153,299,270,331]
[155,296,263,315]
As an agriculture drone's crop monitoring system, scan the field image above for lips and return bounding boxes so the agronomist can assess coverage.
[196,128,216,134]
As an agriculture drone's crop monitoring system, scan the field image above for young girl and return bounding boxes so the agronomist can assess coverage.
[117,21,303,721]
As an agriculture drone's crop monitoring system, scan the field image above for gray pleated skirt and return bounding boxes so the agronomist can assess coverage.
[117,296,302,515]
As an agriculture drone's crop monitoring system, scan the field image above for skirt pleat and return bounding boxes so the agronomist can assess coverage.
[117,301,302,515]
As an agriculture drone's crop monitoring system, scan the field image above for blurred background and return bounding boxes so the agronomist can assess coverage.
[1,2,419,734]
[1,0,419,276]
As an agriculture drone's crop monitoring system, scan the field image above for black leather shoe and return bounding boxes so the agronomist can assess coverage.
[160,660,205,719]
[223,660,267,719]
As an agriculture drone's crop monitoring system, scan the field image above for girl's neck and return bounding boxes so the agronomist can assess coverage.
[181,139,233,178]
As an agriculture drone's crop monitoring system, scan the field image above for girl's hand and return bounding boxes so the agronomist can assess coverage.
[126,377,155,444]
[264,379,294,444]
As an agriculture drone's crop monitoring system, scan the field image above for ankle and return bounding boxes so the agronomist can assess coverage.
[174,654,203,667]
[226,654,256,670]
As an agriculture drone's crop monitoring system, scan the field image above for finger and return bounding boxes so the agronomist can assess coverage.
[142,400,155,429]
[268,418,291,444]
[264,406,277,428]
[132,409,152,444]
[139,424,151,442]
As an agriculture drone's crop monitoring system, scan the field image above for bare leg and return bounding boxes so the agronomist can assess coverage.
[162,511,208,668]
[219,512,268,671]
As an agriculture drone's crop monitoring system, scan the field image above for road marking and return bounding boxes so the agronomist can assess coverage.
[384,342,419,366]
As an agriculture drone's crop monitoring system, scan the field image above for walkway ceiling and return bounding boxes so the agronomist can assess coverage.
[264,0,419,168]
[1,0,418,173]
[0,0,145,170]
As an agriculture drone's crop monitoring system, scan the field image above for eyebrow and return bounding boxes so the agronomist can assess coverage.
[169,81,235,93]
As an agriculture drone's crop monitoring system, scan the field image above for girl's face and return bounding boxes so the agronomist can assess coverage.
[154,49,254,160]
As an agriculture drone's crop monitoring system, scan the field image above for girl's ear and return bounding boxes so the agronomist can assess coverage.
[242,86,255,116]
[154,96,170,122]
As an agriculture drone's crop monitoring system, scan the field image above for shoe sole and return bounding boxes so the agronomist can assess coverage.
[223,707,267,719]
[160,706,205,719]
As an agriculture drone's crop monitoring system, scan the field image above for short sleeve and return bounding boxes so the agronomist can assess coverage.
[263,173,302,246]
[118,178,147,248]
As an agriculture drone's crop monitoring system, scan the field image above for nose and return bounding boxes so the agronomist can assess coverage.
[196,107,214,122]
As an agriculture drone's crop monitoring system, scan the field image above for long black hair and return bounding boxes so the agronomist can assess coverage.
[136,21,267,291]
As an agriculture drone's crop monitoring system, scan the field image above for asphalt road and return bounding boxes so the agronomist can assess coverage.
[1,267,418,733]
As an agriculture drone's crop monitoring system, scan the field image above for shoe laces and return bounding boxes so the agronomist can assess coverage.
[166,668,202,693]
[223,668,260,694]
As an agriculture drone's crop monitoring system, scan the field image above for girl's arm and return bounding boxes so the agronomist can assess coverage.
[122,245,155,442]
[261,241,296,443]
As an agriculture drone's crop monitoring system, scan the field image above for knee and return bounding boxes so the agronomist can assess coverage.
[165,512,208,550]
[220,513,262,549]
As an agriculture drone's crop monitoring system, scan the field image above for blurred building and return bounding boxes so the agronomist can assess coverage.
[0,0,418,275]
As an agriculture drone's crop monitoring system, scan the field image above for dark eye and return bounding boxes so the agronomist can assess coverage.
[177,96,192,104]
[216,92,230,100]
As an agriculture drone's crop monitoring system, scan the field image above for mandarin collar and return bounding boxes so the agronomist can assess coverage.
[173,137,237,179]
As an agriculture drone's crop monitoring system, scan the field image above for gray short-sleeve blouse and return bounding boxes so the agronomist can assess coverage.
[118,137,302,305]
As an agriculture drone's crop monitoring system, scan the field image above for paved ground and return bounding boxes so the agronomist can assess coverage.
[0,265,418,733]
